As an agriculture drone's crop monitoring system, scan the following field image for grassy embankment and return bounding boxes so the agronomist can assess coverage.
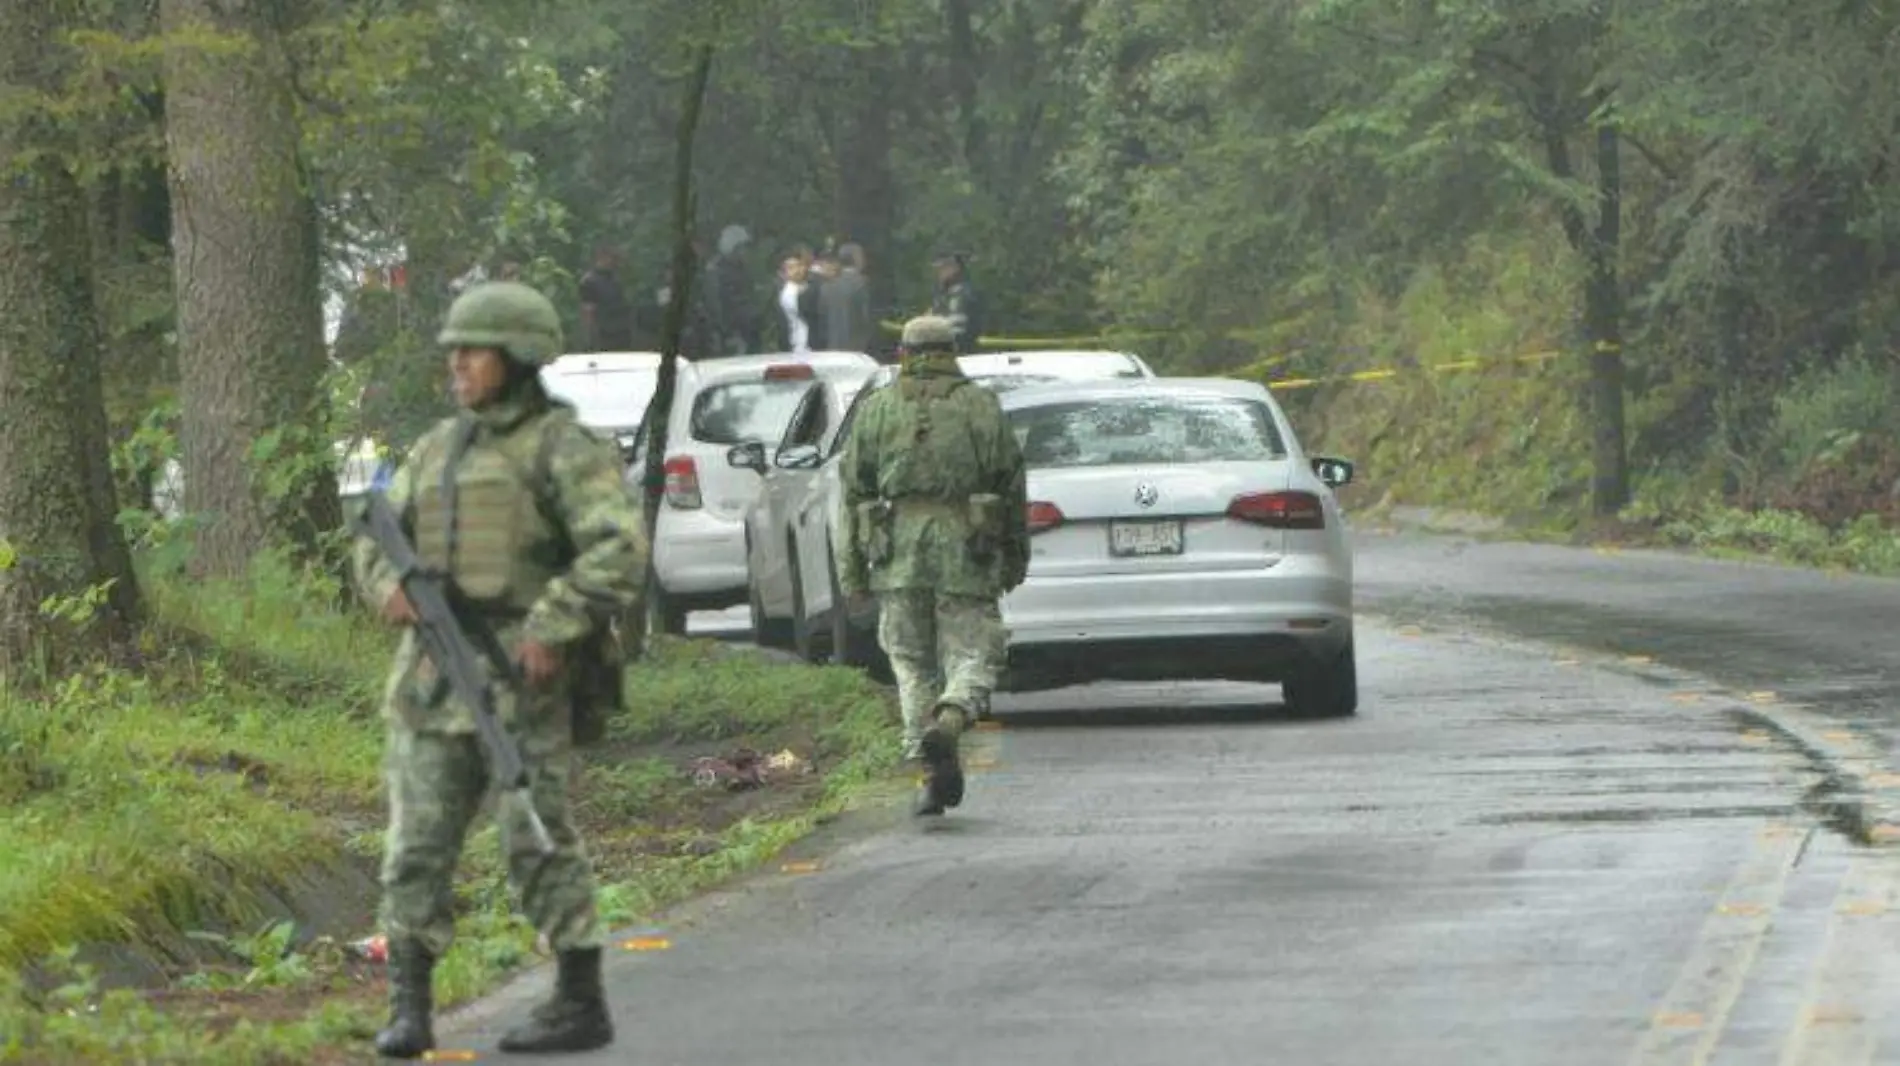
[0,552,901,1064]
[1242,234,1900,576]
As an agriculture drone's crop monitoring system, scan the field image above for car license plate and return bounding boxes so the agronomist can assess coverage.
[1109,519,1183,557]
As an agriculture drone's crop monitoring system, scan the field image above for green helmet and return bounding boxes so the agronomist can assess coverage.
[437,281,563,365]
[900,314,956,349]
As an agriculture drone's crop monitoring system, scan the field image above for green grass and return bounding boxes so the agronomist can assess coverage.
[0,552,901,1064]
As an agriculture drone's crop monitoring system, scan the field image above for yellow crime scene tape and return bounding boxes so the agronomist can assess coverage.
[1261,349,1563,390]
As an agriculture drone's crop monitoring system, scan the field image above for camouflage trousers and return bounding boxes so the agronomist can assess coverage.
[380,723,603,957]
[875,588,1006,758]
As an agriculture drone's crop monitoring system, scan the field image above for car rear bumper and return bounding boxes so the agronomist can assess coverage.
[1001,630,1347,691]
[998,561,1351,689]
[652,508,749,603]
[1002,563,1350,639]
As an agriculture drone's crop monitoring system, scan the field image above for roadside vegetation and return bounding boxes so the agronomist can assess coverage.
[1267,234,1900,578]
[0,548,899,1064]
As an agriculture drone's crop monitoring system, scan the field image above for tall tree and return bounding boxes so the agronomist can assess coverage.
[640,44,714,636]
[0,0,144,676]
[161,0,337,577]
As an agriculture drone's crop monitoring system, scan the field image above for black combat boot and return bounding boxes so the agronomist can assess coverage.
[498,947,615,1054]
[374,940,436,1059]
[913,705,967,816]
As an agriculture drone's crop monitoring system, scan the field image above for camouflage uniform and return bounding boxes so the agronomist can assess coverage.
[352,281,646,1059]
[835,315,1028,815]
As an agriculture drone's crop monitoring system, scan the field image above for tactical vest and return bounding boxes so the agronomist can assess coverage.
[410,411,569,617]
[878,377,988,501]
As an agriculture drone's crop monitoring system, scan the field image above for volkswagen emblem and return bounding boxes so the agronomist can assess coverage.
[1134,482,1159,508]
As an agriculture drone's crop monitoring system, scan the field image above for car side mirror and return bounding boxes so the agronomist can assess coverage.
[1311,456,1355,488]
[774,443,823,471]
[727,441,768,473]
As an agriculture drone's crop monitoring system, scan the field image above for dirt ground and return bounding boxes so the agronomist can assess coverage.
[91,723,836,1065]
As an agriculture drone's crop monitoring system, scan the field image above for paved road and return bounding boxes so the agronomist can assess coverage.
[441,538,1900,1063]
[1354,528,1900,756]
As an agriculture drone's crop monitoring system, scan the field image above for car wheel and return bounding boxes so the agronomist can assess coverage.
[789,559,820,663]
[1283,640,1358,718]
[826,543,891,681]
[646,563,689,636]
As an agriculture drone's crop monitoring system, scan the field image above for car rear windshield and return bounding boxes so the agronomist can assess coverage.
[1008,395,1287,468]
[689,380,812,445]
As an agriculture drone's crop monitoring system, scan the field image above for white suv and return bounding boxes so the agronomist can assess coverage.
[637,350,880,633]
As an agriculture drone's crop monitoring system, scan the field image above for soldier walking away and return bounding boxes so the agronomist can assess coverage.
[834,314,1028,816]
[929,251,983,353]
[351,280,647,1058]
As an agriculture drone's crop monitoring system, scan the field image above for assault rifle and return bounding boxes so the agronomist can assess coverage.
[352,491,557,856]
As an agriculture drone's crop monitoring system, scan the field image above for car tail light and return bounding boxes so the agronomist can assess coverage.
[663,455,702,509]
[1026,501,1065,534]
[1228,491,1324,529]
[763,363,814,381]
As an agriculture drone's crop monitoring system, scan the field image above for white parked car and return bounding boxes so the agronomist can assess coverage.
[638,350,881,632]
[727,371,877,653]
[153,436,388,521]
[999,377,1357,714]
[540,351,674,464]
[734,350,1157,670]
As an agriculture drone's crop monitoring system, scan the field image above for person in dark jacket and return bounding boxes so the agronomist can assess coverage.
[929,252,982,353]
[818,243,873,353]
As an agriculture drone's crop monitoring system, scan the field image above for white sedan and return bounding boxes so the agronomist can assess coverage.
[999,377,1357,715]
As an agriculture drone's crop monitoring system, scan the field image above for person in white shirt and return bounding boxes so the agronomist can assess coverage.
[775,247,826,352]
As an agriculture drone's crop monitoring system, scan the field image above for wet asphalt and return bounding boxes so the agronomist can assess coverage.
[436,531,1900,1065]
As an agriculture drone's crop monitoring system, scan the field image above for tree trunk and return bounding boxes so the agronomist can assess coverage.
[637,46,713,641]
[1540,73,1630,518]
[942,0,987,182]
[0,0,144,678]
[1584,97,1629,516]
[161,0,338,577]
[835,57,897,325]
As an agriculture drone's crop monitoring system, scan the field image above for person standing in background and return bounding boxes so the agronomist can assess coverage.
[773,246,825,353]
[702,224,759,355]
[578,245,634,352]
[929,251,982,354]
[820,242,873,353]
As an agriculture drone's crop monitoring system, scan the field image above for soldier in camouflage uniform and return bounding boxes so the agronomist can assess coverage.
[835,314,1029,816]
[352,281,647,1058]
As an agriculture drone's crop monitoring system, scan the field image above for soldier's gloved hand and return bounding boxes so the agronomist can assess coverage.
[516,639,562,685]
[381,589,418,626]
